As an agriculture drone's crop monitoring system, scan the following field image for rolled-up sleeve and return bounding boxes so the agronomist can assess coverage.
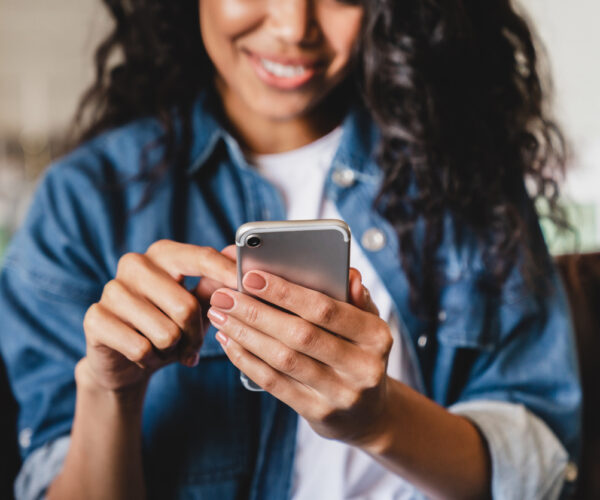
[432,193,582,499]
[14,435,70,500]
[450,400,573,500]
[0,163,107,467]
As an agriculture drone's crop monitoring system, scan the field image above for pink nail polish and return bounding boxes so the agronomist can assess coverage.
[243,272,266,291]
[207,308,227,325]
[216,331,229,346]
[211,291,235,310]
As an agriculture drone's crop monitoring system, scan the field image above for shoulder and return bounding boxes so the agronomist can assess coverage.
[46,90,222,187]
[434,189,563,349]
[52,116,166,183]
[1,118,166,286]
[28,116,169,235]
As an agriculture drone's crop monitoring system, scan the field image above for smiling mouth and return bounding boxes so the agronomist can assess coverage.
[259,58,309,78]
[245,50,324,90]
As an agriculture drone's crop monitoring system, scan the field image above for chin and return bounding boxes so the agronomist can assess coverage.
[250,97,317,122]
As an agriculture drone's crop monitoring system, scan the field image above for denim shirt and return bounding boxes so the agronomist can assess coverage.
[0,92,581,499]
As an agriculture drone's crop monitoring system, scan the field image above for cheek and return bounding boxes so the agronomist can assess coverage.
[199,0,260,85]
[321,10,363,73]
[200,0,264,39]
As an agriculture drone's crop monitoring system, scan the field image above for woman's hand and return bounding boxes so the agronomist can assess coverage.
[80,240,237,393]
[207,268,393,447]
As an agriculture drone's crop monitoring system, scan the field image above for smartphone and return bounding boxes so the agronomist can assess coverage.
[236,219,351,391]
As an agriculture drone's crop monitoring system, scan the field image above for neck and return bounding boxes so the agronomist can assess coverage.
[215,82,352,156]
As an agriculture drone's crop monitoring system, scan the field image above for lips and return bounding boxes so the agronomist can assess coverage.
[245,50,324,90]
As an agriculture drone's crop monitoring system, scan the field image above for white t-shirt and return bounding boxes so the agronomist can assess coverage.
[250,127,421,500]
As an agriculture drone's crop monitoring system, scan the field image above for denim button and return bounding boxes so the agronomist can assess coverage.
[438,310,447,322]
[19,427,32,448]
[417,334,428,348]
[332,167,356,188]
[361,228,386,252]
[565,461,578,482]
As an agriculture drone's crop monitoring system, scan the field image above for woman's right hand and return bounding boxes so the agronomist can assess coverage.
[79,240,238,393]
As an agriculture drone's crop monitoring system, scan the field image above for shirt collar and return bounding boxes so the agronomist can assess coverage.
[331,102,380,177]
[186,90,226,176]
[185,89,380,177]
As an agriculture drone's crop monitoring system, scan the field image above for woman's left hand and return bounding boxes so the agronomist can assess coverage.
[207,267,393,448]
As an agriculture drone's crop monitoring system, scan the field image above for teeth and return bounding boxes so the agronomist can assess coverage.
[260,58,308,78]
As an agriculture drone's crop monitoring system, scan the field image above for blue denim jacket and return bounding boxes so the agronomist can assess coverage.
[0,92,581,499]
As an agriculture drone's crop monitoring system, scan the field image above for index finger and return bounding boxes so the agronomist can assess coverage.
[146,240,237,289]
[195,245,238,302]
[240,270,383,344]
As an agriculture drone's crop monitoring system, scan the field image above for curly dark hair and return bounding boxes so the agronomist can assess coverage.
[72,0,566,321]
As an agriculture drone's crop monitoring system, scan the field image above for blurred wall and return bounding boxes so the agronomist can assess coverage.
[522,0,600,250]
[0,0,110,253]
[523,0,600,161]
[0,0,110,136]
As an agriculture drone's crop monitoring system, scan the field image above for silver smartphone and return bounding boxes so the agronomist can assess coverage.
[236,219,351,391]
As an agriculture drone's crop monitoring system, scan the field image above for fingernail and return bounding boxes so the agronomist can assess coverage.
[243,272,266,291]
[207,308,226,325]
[211,291,234,310]
[216,331,229,346]
[184,352,200,367]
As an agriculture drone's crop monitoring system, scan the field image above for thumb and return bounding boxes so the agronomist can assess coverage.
[221,244,237,261]
[349,268,379,316]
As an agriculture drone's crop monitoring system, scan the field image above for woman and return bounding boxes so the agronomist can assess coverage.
[0,0,581,499]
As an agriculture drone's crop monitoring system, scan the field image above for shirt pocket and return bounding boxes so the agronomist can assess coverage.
[143,359,256,496]
[436,277,497,351]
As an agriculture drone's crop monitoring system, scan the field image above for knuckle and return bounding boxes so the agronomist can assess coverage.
[245,303,260,325]
[172,295,199,329]
[157,323,181,349]
[361,360,385,390]
[147,239,170,255]
[83,303,102,333]
[313,299,337,325]
[234,323,252,345]
[199,246,218,259]
[273,282,291,305]
[260,372,279,393]
[117,252,145,276]
[293,322,317,350]
[101,279,123,304]
[274,348,297,373]
[230,346,244,365]
[375,326,393,356]
[129,339,152,363]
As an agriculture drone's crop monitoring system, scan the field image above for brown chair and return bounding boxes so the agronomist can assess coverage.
[555,252,600,499]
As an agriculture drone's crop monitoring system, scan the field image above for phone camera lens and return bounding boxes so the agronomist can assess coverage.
[247,236,261,248]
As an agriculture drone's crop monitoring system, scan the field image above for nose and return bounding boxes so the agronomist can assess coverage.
[268,0,320,46]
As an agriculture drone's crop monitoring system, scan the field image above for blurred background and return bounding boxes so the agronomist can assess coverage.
[0,0,599,258]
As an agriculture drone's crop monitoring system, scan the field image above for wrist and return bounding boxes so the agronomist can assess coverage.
[75,358,148,414]
[358,377,402,457]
